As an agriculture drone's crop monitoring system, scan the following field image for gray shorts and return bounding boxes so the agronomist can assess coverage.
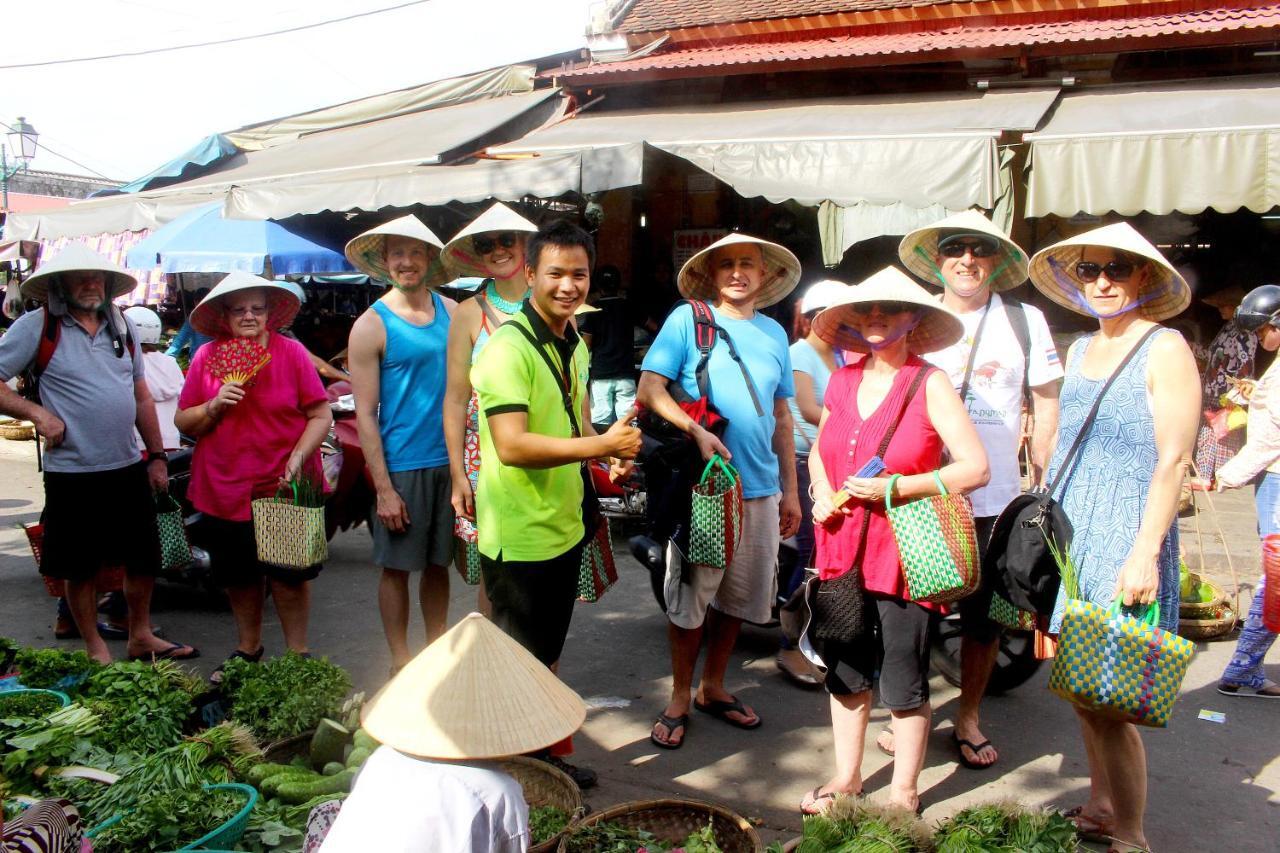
[370,465,455,572]
[664,493,780,629]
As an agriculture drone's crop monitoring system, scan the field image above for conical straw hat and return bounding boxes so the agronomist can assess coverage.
[442,202,539,279]
[344,215,448,288]
[21,243,138,302]
[1028,222,1190,322]
[190,271,301,338]
[897,209,1028,293]
[813,266,963,355]
[360,613,586,760]
[678,232,801,309]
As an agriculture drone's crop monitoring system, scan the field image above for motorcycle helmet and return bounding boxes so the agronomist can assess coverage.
[123,306,163,345]
[1235,284,1280,331]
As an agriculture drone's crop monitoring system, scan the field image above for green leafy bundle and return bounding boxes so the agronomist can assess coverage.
[0,690,64,719]
[933,803,1077,853]
[0,704,100,789]
[91,788,241,853]
[80,659,200,753]
[530,805,571,844]
[222,653,351,741]
[564,818,724,852]
[793,798,932,853]
[241,793,349,853]
[2,641,100,692]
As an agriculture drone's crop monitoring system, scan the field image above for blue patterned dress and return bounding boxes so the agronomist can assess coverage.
[1047,329,1180,633]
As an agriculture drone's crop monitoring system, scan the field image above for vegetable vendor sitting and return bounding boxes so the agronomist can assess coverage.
[319,612,587,852]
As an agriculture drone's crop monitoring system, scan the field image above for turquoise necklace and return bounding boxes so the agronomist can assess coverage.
[485,279,529,315]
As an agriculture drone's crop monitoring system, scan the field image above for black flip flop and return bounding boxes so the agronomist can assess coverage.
[693,695,762,730]
[953,732,997,770]
[128,641,200,663]
[650,712,688,750]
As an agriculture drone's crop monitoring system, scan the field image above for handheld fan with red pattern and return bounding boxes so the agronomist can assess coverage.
[208,337,272,385]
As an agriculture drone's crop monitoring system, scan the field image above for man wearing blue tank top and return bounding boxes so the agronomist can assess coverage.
[345,216,457,674]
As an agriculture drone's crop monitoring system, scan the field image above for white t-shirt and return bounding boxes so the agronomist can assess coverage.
[320,747,529,853]
[134,350,185,451]
[924,292,1062,518]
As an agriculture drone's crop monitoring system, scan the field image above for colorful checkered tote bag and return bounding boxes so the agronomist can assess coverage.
[577,518,618,603]
[1048,601,1194,728]
[688,455,743,570]
[885,472,980,604]
[155,493,192,572]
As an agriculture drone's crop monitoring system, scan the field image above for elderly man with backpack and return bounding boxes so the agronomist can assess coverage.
[0,246,196,664]
[639,233,802,749]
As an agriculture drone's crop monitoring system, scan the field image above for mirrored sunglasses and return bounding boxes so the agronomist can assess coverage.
[472,232,519,255]
[851,301,915,316]
[1074,260,1135,283]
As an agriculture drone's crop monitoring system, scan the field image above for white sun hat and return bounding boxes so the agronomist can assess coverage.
[813,266,964,354]
[897,209,1029,293]
[344,215,448,288]
[441,202,539,280]
[21,243,138,302]
[677,232,802,309]
[799,279,851,314]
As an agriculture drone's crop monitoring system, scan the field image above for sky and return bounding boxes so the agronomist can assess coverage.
[1,0,600,182]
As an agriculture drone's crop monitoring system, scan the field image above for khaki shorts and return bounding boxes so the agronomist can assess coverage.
[664,493,780,629]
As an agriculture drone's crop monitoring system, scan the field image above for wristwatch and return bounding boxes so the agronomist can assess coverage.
[146,451,169,464]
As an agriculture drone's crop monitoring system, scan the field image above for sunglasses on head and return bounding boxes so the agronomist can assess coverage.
[1074,260,1136,283]
[938,236,998,259]
[851,301,914,316]
[472,232,519,255]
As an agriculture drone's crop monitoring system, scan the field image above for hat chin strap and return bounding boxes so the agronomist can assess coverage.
[912,244,1012,295]
[1047,257,1167,320]
[841,312,921,351]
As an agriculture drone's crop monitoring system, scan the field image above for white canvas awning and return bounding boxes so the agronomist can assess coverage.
[1026,78,1280,218]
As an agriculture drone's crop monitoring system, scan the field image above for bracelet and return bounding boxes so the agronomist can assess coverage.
[808,480,829,501]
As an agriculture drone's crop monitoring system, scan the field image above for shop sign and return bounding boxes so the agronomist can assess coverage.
[673,228,727,270]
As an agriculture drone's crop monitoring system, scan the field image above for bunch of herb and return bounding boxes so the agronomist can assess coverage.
[7,645,99,693]
[563,818,724,853]
[1044,535,1079,601]
[795,798,932,853]
[223,652,351,741]
[91,787,242,853]
[530,805,572,844]
[80,659,200,753]
[86,722,260,820]
[934,803,1076,853]
[0,704,100,791]
[241,793,348,853]
[0,690,64,720]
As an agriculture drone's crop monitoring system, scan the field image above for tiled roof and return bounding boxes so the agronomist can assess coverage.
[615,0,968,33]
[569,5,1280,78]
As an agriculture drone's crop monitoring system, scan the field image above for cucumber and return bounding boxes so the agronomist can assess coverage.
[322,761,346,776]
[246,762,301,787]
[345,746,371,769]
[277,769,356,804]
[261,769,321,796]
[352,728,379,752]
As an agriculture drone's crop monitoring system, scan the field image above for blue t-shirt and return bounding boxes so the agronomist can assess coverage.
[788,339,834,456]
[373,295,450,471]
[642,301,793,498]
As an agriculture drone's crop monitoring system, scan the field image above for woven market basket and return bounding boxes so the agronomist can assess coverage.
[498,755,584,853]
[22,523,126,598]
[1178,601,1237,642]
[0,420,35,441]
[557,798,761,853]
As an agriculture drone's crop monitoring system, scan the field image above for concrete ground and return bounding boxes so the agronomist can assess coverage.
[0,436,1276,850]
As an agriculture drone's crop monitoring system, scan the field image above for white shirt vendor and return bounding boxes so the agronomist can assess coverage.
[924,292,1063,517]
[319,746,529,853]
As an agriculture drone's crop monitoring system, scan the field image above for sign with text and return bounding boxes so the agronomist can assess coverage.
[672,228,727,272]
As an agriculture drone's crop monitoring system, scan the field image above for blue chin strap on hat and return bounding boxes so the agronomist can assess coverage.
[1047,256,1169,320]
[841,311,922,351]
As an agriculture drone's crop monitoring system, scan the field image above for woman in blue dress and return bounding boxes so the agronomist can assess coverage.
[1029,223,1200,853]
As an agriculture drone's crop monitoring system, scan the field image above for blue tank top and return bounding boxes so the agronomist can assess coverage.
[373,294,450,471]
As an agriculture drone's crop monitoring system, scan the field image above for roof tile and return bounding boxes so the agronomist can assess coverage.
[617,0,970,33]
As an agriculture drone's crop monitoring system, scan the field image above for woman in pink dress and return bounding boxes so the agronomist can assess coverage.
[800,267,988,816]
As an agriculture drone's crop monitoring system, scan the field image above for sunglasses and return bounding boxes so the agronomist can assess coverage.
[851,301,915,316]
[1074,261,1136,283]
[472,232,519,255]
[938,238,998,259]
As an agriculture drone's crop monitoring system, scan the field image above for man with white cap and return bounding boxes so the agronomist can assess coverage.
[345,216,457,672]
[0,245,194,663]
[639,232,802,748]
[320,612,587,851]
[894,210,1062,769]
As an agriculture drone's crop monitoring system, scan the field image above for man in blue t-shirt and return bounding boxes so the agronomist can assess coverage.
[639,233,802,749]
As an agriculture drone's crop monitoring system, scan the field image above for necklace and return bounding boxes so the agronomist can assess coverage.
[485,279,529,315]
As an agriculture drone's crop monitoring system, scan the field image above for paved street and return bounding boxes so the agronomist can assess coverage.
[0,436,1276,849]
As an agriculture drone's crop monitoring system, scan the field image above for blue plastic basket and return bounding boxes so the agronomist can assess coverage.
[87,782,257,850]
[0,687,71,714]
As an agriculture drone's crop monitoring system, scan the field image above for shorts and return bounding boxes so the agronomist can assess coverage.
[956,515,1000,642]
[664,493,780,629]
[823,594,934,711]
[369,466,455,572]
[41,462,159,582]
[194,515,322,586]
[480,543,582,666]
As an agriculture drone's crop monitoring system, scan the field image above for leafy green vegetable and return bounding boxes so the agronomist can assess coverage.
[0,691,63,720]
[794,798,931,853]
[81,659,199,753]
[1,704,100,789]
[530,805,571,843]
[92,788,241,853]
[222,652,351,741]
[934,803,1077,853]
[2,642,100,692]
[241,792,347,853]
[563,818,724,852]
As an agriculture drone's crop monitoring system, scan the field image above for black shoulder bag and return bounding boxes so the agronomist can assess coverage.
[986,326,1161,615]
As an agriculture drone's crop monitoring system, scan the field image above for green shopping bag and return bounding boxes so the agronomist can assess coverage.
[577,518,617,603]
[884,472,980,604]
[688,455,743,570]
[458,540,482,586]
[155,493,192,572]
[1048,600,1194,728]
[989,593,1037,631]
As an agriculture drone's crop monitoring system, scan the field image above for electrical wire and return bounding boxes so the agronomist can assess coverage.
[0,0,434,70]
[0,121,116,180]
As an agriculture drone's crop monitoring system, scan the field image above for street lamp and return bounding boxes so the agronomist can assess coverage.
[2,116,39,215]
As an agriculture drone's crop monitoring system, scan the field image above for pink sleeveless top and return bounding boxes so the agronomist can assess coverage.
[814,356,943,601]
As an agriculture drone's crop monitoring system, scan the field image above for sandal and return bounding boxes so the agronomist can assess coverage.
[693,695,761,730]
[876,725,895,757]
[126,641,200,663]
[650,712,688,750]
[1217,679,1280,699]
[1063,806,1114,843]
[800,786,861,816]
[209,646,264,685]
[953,732,999,770]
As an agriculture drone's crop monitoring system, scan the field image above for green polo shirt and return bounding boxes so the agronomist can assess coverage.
[472,302,591,562]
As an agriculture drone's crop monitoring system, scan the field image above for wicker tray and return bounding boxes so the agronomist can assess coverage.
[498,756,584,853]
[1178,605,1237,642]
[0,420,35,441]
[557,798,760,853]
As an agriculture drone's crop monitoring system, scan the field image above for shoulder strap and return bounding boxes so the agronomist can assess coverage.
[686,300,765,417]
[475,292,503,331]
[1046,326,1162,498]
[508,320,582,438]
[1003,298,1032,410]
[957,295,995,403]
[34,307,60,377]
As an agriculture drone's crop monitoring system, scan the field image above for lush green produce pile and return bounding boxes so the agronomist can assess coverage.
[563,818,723,852]
[0,690,64,719]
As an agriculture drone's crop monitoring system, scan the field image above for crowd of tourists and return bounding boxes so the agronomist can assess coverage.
[2,201,1278,853]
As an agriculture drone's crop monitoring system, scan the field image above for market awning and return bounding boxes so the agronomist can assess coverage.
[5,192,220,242]
[1025,78,1280,218]
[490,90,1058,251]
[223,151,636,220]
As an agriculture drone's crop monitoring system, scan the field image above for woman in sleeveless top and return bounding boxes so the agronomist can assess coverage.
[1028,223,1199,853]
[800,268,988,816]
[442,204,539,603]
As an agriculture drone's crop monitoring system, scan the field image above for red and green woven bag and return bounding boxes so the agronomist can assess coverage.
[885,472,980,604]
